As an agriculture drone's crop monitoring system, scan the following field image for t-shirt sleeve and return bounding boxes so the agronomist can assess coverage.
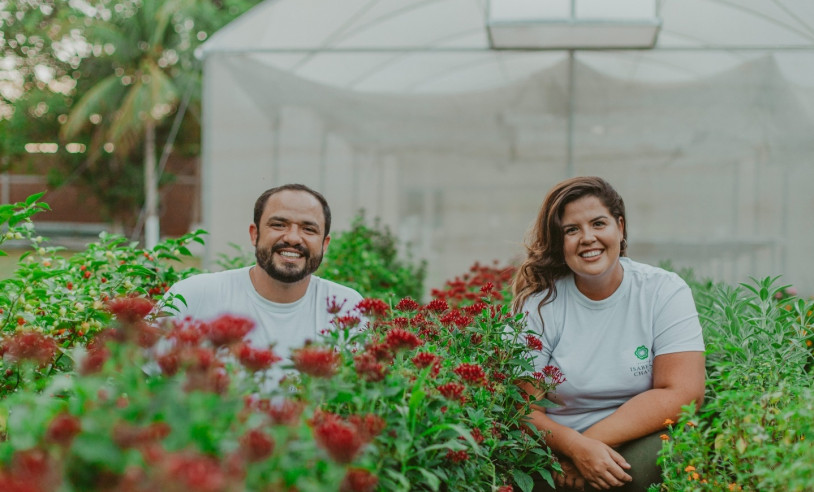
[652,275,705,356]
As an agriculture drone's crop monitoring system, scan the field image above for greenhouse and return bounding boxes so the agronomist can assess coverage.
[199,0,814,293]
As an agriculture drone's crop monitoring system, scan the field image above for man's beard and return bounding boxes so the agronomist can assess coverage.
[255,241,323,283]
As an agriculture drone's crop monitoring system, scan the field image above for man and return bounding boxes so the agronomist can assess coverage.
[165,184,363,356]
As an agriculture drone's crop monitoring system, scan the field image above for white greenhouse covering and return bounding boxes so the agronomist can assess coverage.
[199,0,814,295]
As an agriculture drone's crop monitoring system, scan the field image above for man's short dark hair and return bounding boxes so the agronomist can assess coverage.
[253,184,332,237]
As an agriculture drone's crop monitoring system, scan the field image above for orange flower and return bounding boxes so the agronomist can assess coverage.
[663,419,675,426]
[659,434,670,441]
[684,465,696,472]
[691,472,700,480]
[686,421,697,428]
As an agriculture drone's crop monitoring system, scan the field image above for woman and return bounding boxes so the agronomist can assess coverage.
[512,177,705,491]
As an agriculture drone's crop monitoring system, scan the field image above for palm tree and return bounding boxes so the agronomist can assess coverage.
[60,0,195,248]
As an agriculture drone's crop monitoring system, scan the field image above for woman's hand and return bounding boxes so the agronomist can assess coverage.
[554,459,586,490]
[565,435,632,490]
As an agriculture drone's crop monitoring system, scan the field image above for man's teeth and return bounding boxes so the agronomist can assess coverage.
[581,250,601,258]
[279,251,302,258]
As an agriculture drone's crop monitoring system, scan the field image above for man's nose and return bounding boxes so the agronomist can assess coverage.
[282,226,303,243]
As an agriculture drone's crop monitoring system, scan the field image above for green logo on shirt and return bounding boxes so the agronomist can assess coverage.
[634,345,649,360]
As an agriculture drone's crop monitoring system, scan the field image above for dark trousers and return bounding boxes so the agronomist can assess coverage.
[533,431,664,492]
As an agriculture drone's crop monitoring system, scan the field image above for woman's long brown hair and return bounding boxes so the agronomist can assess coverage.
[511,176,628,317]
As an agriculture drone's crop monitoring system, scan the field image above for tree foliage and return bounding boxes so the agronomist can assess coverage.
[0,0,263,228]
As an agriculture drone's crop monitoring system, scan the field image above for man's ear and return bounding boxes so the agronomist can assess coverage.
[249,223,258,245]
[322,234,331,252]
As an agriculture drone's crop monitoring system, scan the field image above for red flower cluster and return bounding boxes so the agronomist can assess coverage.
[454,363,486,385]
[354,352,387,382]
[533,365,566,386]
[333,315,361,330]
[430,262,515,306]
[0,448,60,492]
[462,301,488,316]
[239,428,275,463]
[326,295,347,314]
[162,451,228,492]
[423,298,449,313]
[526,335,544,351]
[112,421,172,449]
[311,411,383,464]
[411,352,441,377]
[205,315,255,347]
[458,427,485,445]
[266,399,306,426]
[234,342,281,372]
[445,449,469,463]
[497,486,514,492]
[439,310,473,329]
[2,331,57,366]
[107,295,155,323]
[394,297,420,312]
[356,298,389,318]
[384,328,423,351]
[80,332,113,375]
[292,346,340,378]
[340,468,379,492]
[437,382,466,401]
[45,413,82,447]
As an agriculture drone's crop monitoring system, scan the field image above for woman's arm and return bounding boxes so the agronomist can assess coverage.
[582,351,705,447]
[521,383,633,490]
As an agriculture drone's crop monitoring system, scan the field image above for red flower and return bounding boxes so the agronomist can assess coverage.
[3,331,57,366]
[354,352,388,382]
[266,399,305,426]
[46,413,81,446]
[205,315,254,347]
[394,298,420,312]
[534,365,566,386]
[311,412,365,464]
[526,335,544,351]
[340,468,379,492]
[326,295,347,315]
[454,363,486,385]
[112,422,171,449]
[458,427,485,445]
[480,282,495,294]
[391,316,410,328]
[156,351,180,376]
[107,296,154,323]
[239,428,275,463]
[497,486,514,492]
[292,346,340,378]
[437,382,466,401]
[169,319,205,346]
[424,298,449,313]
[348,413,386,443]
[385,328,423,351]
[411,352,440,369]
[356,298,389,317]
[235,343,281,372]
[462,301,488,316]
[445,449,469,463]
[163,451,226,492]
[333,315,361,330]
[80,335,112,375]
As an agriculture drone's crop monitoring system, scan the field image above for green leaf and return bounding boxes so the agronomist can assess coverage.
[417,468,441,491]
[72,433,125,469]
[24,191,46,206]
[512,469,535,492]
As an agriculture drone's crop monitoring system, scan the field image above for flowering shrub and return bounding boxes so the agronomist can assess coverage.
[657,275,814,491]
[0,195,204,397]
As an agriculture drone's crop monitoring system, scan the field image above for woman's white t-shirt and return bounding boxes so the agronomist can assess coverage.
[521,257,705,433]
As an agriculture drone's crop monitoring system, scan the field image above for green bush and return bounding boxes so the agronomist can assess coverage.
[317,214,426,301]
[657,275,814,491]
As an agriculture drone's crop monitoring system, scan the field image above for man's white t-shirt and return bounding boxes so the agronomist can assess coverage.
[165,266,364,357]
[521,257,705,433]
